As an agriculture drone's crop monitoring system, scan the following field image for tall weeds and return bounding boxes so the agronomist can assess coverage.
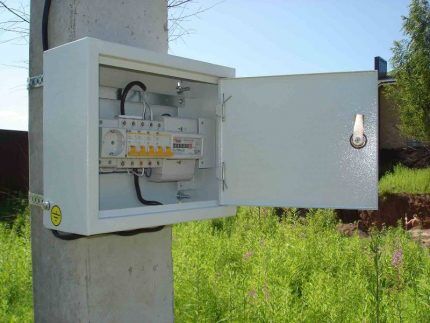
[173,208,430,322]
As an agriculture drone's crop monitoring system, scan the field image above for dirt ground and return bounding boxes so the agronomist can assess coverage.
[337,194,430,247]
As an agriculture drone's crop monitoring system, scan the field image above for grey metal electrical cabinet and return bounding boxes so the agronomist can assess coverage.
[41,37,378,235]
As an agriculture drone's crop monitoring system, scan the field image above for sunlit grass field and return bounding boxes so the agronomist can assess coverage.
[2,207,430,322]
[379,165,430,195]
[173,208,430,322]
[0,209,32,322]
[0,166,429,321]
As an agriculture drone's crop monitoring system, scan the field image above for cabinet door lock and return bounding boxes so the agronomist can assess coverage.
[350,114,367,149]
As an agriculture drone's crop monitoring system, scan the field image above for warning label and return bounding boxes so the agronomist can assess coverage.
[50,205,62,226]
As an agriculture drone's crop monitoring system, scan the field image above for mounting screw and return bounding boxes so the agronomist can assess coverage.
[42,201,51,210]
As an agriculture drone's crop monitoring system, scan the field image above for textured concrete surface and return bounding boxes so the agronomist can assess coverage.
[29,1,173,322]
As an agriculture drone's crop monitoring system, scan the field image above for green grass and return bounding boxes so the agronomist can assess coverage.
[1,201,430,321]
[0,208,33,322]
[379,165,430,195]
[173,208,430,322]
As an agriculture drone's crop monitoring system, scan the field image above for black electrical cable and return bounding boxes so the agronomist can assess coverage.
[119,81,163,204]
[52,229,85,240]
[40,12,162,239]
[120,81,147,115]
[133,171,163,205]
[114,226,165,236]
[53,170,164,240]
[52,226,165,240]
[100,81,164,234]
[42,0,52,51]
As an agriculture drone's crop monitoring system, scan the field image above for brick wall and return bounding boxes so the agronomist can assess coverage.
[0,130,28,192]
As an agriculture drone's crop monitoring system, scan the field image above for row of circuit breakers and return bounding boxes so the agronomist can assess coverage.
[100,111,203,183]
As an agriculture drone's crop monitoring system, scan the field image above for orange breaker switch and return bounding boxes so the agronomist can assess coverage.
[128,145,138,156]
[148,145,155,156]
[156,146,164,156]
[139,145,147,156]
[165,146,174,157]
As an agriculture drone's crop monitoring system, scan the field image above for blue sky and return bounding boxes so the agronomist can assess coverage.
[0,0,409,130]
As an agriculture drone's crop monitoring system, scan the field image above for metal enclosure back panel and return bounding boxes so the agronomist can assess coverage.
[220,71,378,209]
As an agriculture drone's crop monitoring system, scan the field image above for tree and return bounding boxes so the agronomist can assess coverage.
[388,0,430,141]
[0,1,29,44]
[168,0,220,43]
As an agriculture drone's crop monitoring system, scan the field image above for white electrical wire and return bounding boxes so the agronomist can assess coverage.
[141,92,153,121]
[127,168,145,177]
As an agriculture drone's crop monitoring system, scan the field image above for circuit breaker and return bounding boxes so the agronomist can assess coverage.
[42,37,378,235]
[100,116,203,182]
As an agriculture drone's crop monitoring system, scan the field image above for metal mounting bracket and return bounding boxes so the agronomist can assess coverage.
[28,192,50,210]
[27,74,44,90]
[113,87,183,108]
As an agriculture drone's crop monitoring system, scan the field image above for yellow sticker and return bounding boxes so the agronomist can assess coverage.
[50,205,62,226]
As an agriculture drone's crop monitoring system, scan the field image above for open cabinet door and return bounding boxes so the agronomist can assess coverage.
[219,71,378,209]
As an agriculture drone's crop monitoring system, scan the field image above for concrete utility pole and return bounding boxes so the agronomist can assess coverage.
[29,1,173,322]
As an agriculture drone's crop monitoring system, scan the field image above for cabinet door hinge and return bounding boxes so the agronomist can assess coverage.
[28,192,50,210]
[217,93,232,122]
[220,162,228,191]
